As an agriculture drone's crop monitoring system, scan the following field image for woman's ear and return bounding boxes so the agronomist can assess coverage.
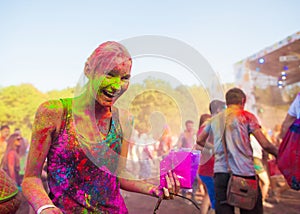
[84,62,91,78]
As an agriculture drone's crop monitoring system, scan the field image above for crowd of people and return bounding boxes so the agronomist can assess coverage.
[0,40,298,214]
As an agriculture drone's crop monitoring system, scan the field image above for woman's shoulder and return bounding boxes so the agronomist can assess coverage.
[37,99,68,115]
[35,99,66,127]
[38,99,63,110]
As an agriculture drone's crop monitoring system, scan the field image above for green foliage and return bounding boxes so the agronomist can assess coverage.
[0,80,228,141]
[0,84,75,140]
[116,77,211,137]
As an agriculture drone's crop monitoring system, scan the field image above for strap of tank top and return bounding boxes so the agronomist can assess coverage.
[58,98,71,134]
[111,107,122,136]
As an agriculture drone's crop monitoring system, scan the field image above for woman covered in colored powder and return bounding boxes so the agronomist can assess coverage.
[22,41,180,214]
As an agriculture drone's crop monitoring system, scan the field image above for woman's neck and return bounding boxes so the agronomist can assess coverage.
[94,102,112,119]
[76,91,112,118]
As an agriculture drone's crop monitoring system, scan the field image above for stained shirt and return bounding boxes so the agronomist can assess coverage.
[47,98,128,214]
[204,105,261,176]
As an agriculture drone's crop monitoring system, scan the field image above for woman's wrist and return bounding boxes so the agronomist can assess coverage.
[148,185,163,198]
[36,204,57,214]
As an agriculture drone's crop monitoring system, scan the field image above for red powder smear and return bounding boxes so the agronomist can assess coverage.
[77,158,87,171]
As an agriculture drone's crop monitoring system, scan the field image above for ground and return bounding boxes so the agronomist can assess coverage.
[15,187,300,213]
[124,188,300,214]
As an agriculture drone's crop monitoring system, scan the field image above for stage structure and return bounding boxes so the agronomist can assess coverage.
[234,31,300,127]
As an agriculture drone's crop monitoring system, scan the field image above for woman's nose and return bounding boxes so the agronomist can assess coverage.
[110,77,121,90]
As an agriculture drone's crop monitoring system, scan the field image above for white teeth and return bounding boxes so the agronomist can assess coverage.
[103,90,115,98]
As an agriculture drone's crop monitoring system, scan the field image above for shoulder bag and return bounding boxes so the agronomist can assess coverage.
[222,125,258,210]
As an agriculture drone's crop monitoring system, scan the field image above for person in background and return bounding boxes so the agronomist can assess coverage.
[177,120,195,150]
[0,125,10,163]
[197,88,278,214]
[273,92,300,200]
[197,99,226,214]
[1,133,22,186]
[197,113,212,213]
[250,135,274,208]
[177,120,196,201]
[14,128,29,183]
[21,41,180,214]
[157,125,173,157]
[279,92,300,139]
[1,134,28,214]
[138,133,154,180]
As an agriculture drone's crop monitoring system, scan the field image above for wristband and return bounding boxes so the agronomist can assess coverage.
[37,204,56,214]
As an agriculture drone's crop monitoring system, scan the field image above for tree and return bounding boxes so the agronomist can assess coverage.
[0,84,75,140]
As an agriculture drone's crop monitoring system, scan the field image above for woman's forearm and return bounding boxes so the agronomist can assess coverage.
[118,168,160,197]
[120,177,160,197]
[22,176,54,212]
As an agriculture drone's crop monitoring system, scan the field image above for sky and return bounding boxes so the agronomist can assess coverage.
[0,0,299,92]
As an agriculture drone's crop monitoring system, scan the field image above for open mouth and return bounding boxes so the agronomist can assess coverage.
[102,90,116,98]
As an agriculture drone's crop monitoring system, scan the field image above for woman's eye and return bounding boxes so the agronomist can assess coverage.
[106,70,116,77]
[121,75,131,81]
[106,73,114,77]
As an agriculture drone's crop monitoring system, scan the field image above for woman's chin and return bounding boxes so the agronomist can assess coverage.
[96,99,114,108]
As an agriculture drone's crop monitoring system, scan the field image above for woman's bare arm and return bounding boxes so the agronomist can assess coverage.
[118,138,180,199]
[21,100,63,213]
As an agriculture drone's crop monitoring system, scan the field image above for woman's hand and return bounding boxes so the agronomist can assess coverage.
[163,171,180,199]
[150,171,180,199]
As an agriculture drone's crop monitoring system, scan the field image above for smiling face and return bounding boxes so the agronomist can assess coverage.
[84,41,132,107]
[91,66,131,107]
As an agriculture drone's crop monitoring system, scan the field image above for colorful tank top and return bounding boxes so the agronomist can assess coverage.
[47,98,128,213]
